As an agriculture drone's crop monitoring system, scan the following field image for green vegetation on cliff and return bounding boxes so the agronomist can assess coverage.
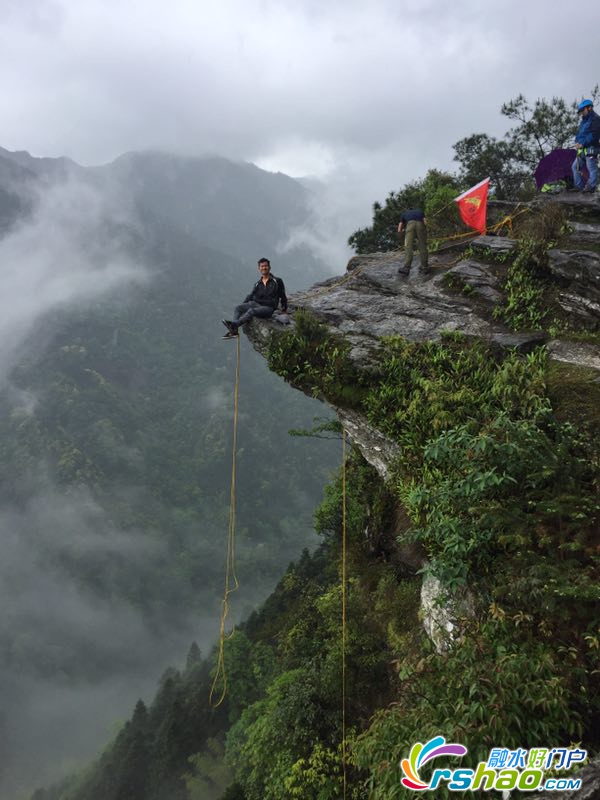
[29,96,600,800]
[43,313,598,800]
[268,320,599,798]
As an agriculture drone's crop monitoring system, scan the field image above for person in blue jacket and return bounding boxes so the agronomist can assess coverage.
[222,257,287,338]
[572,99,600,193]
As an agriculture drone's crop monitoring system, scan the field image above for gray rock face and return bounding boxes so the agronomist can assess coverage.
[488,331,549,352]
[470,234,517,256]
[547,339,600,371]
[547,249,600,320]
[335,407,401,481]
[289,252,498,365]
[556,292,600,321]
[242,197,600,481]
[244,238,597,376]
[242,196,600,660]
[420,574,456,652]
[548,249,600,287]
[420,574,476,653]
[568,221,600,246]
[346,252,404,272]
[535,192,600,220]
[446,260,503,303]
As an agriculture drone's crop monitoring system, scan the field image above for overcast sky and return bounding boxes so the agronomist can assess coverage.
[2,0,599,188]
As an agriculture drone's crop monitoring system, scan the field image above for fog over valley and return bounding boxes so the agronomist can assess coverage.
[0,149,339,798]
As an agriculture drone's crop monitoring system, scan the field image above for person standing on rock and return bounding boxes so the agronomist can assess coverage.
[572,99,600,194]
[397,208,429,275]
[222,257,288,339]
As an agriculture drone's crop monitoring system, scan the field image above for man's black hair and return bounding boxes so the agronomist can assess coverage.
[257,257,270,266]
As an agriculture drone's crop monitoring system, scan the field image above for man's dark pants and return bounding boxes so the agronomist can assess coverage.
[234,301,275,327]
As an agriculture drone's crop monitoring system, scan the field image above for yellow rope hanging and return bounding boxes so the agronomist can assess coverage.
[429,206,531,249]
[341,427,348,798]
[486,206,530,236]
[209,334,241,707]
[307,264,366,298]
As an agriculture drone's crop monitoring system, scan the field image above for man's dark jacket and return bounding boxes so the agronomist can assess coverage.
[244,275,287,311]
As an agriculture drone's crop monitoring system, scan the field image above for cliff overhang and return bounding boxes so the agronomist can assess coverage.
[247,195,600,480]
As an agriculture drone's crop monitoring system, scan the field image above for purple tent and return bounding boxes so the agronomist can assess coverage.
[534,148,582,189]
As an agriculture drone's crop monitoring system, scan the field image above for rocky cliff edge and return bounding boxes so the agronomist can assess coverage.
[246,195,600,480]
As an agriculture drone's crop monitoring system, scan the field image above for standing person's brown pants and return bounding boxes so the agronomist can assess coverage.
[404,219,428,270]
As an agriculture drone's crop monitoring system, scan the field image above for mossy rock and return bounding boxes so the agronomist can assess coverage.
[546,361,600,437]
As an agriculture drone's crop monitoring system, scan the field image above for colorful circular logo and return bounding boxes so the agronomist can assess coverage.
[401,735,468,790]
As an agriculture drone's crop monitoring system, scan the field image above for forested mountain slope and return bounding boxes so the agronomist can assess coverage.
[35,192,600,800]
[0,147,338,800]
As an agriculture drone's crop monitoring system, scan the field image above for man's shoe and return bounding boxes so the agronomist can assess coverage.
[222,319,236,332]
[398,265,410,275]
[582,185,596,194]
[222,331,239,339]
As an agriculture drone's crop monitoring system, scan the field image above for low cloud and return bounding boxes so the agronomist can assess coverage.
[277,146,417,271]
[0,174,156,799]
[0,174,146,387]
[0,486,215,799]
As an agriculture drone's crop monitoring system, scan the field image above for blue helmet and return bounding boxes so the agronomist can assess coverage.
[577,99,593,112]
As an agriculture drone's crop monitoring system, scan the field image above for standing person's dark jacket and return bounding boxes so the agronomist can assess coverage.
[575,110,600,149]
[245,275,287,311]
[400,208,426,224]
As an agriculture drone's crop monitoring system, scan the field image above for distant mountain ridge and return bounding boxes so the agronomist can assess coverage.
[0,146,322,286]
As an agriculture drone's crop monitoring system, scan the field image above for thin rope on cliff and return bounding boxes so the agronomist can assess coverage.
[209,334,241,708]
[341,427,348,799]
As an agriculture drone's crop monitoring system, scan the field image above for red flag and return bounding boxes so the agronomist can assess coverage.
[454,178,490,233]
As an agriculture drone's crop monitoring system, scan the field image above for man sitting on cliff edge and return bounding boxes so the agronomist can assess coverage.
[222,257,288,339]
